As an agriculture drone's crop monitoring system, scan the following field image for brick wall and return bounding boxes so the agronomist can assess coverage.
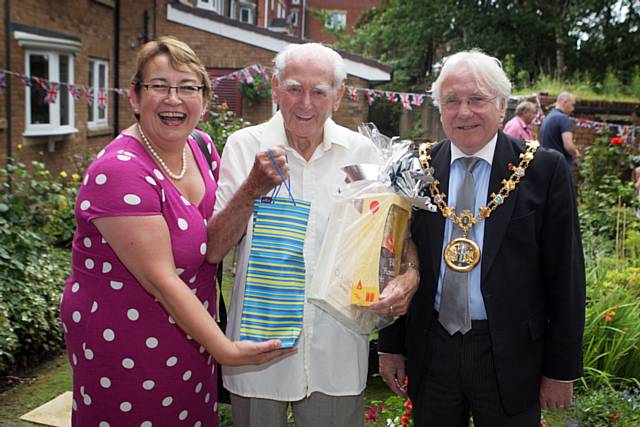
[0,0,116,174]
[304,0,379,43]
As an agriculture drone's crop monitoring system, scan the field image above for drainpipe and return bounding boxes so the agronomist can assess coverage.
[264,0,269,28]
[301,0,306,39]
[113,0,120,136]
[4,0,12,166]
[152,0,157,40]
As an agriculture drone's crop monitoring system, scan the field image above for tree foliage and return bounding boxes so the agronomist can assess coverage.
[337,0,640,89]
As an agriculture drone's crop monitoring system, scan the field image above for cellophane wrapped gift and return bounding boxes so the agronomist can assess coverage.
[308,124,435,334]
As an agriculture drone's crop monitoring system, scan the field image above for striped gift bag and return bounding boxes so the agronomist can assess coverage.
[239,157,311,348]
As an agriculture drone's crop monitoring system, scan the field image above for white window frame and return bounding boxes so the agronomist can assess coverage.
[291,11,299,27]
[325,11,347,31]
[277,2,285,18]
[88,58,109,129]
[291,0,300,5]
[197,0,222,14]
[229,0,237,19]
[240,6,253,23]
[23,50,76,137]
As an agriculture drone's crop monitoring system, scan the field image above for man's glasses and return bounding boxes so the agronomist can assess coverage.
[442,95,497,112]
[141,83,204,98]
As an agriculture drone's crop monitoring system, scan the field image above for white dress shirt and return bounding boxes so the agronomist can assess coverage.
[215,112,381,400]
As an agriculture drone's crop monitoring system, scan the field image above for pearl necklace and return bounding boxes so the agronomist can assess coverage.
[137,123,187,180]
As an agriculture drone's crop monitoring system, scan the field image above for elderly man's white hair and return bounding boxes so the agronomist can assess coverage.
[273,43,347,88]
[431,49,512,111]
[556,91,574,103]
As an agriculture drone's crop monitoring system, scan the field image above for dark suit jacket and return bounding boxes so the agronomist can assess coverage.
[379,131,585,415]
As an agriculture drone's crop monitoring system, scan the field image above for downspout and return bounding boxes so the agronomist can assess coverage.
[264,0,269,28]
[113,0,120,136]
[301,0,306,39]
[4,0,12,166]
[152,0,157,40]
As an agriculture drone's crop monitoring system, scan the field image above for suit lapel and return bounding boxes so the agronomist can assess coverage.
[426,141,451,278]
[481,132,520,282]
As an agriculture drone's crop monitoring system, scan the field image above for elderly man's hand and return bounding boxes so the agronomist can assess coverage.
[368,268,419,317]
[539,376,574,409]
[246,145,288,198]
[379,353,407,397]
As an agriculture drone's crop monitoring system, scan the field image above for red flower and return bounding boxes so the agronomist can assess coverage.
[610,136,624,146]
[611,411,621,423]
[401,415,410,426]
[404,399,413,409]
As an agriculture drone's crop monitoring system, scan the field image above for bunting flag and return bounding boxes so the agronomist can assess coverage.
[16,74,32,87]
[45,82,58,104]
[400,93,412,110]
[68,84,82,101]
[348,86,358,101]
[97,88,107,109]
[83,85,94,106]
[0,71,6,94]
[37,78,49,92]
[114,88,128,97]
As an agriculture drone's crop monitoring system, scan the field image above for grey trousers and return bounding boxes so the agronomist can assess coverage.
[230,391,364,427]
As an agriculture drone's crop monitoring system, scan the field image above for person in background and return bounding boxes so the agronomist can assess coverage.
[503,100,537,141]
[379,50,585,426]
[60,36,292,427]
[206,42,419,427]
[540,91,581,175]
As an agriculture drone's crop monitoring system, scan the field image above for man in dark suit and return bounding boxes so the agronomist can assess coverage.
[378,50,585,426]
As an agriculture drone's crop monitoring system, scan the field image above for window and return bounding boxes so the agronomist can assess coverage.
[229,0,237,19]
[325,11,347,31]
[240,6,252,23]
[277,2,285,18]
[291,11,299,27]
[197,0,222,13]
[24,51,76,136]
[291,0,300,4]
[88,59,109,128]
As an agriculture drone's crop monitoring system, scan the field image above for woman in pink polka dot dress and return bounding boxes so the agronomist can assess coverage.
[60,37,291,427]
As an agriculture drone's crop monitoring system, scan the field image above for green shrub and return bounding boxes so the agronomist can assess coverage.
[239,73,271,105]
[197,101,251,154]
[568,387,640,427]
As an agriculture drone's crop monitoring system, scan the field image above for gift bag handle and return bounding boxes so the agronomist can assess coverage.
[267,149,296,206]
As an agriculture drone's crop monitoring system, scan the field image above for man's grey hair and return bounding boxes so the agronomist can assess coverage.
[556,91,574,103]
[273,43,347,88]
[431,49,512,111]
[515,101,536,116]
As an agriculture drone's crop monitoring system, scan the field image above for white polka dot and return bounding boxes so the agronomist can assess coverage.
[214,401,218,412]
[168,315,176,324]
[72,399,78,411]
[199,345,205,354]
[205,392,210,403]
[162,396,173,407]
[166,356,178,367]
[103,329,115,342]
[84,348,94,360]
[181,196,191,206]
[99,422,109,427]
[83,393,92,405]
[189,275,197,284]
[80,200,91,210]
[119,150,136,157]
[84,259,95,269]
[72,311,81,323]
[145,337,159,349]
[195,382,202,393]
[83,174,89,185]
[187,334,193,340]
[211,364,215,374]
[127,309,139,321]
[182,370,192,381]
[120,401,132,412]
[207,355,212,366]
[63,323,68,334]
[101,237,107,244]
[191,288,198,295]
[207,142,212,154]
[209,170,215,181]
[95,174,107,185]
[161,189,166,203]
[97,149,106,158]
[71,282,80,293]
[194,421,202,427]
[176,268,185,276]
[83,237,92,248]
[179,410,188,420]
[91,301,98,313]
[122,358,135,369]
[123,194,141,205]
[153,169,165,180]
[101,262,112,274]
[72,353,78,366]
[141,422,152,427]
[142,380,155,390]
[200,243,207,255]
[110,281,123,290]
[116,154,132,161]
[203,301,209,310]
[145,176,158,186]
[100,377,111,388]
[211,161,218,172]
[178,218,188,231]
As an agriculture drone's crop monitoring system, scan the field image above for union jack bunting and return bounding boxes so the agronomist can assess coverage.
[97,88,107,109]
[0,71,6,93]
[37,78,49,91]
[400,93,412,110]
[83,85,94,106]
[45,82,58,104]
[348,86,358,101]
[16,73,32,87]
[412,94,426,106]
[365,89,375,106]
[113,88,128,97]
[68,84,82,101]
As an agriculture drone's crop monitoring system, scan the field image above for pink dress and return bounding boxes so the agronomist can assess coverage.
[60,130,221,426]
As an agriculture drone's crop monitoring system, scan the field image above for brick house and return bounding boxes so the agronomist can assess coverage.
[0,0,391,173]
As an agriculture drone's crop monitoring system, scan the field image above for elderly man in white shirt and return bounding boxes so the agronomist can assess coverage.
[207,43,419,427]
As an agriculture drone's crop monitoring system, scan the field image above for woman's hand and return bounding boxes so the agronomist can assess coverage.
[218,340,297,366]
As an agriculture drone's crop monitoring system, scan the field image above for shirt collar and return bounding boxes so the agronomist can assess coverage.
[450,133,497,166]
